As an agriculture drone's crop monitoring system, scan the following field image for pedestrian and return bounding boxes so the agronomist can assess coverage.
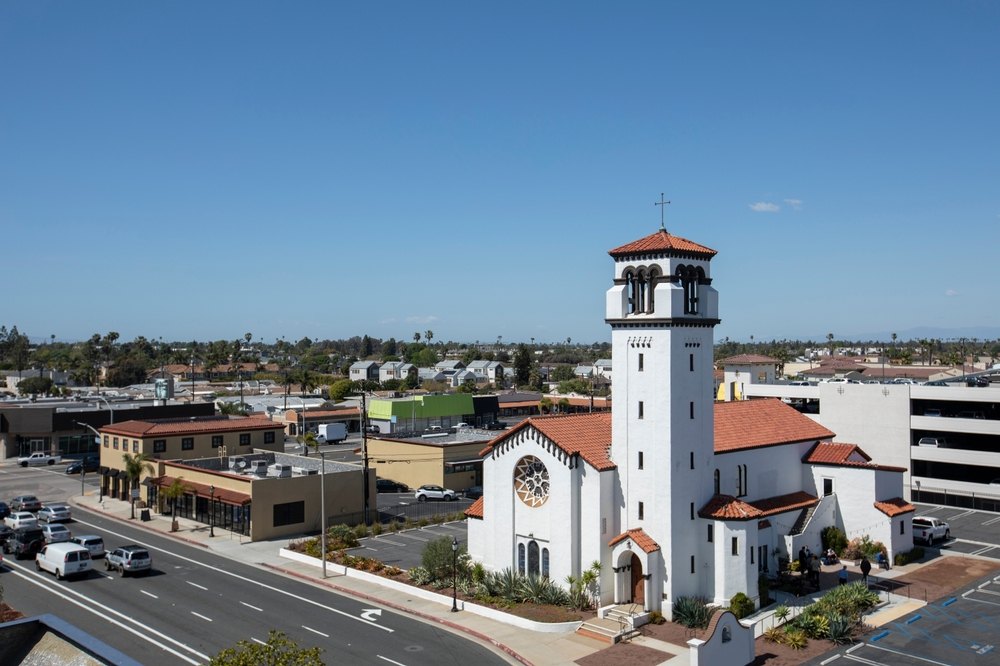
[810,555,821,589]
[798,546,807,572]
[876,551,890,570]
[838,565,848,585]
[860,556,872,586]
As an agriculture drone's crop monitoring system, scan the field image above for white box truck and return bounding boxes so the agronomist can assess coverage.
[317,423,348,443]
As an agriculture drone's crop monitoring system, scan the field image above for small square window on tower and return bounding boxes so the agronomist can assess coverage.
[731,537,739,556]
[638,501,644,520]
[689,353,694,372]
[689,401,695,419]
[638,401,644,419]
[638,353,644,371]
[690,502,695,520]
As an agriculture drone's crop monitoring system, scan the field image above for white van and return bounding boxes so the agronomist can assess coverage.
[35,542,92,580]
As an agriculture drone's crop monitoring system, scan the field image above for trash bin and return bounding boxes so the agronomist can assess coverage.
[140,509,151,522]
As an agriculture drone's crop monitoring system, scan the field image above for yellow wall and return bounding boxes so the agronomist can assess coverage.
[367,438,482,491]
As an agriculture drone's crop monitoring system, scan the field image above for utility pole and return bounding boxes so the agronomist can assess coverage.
[361,392,369,526]
[320,448,327,579]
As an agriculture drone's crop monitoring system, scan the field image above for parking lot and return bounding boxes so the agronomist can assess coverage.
[914,502,1000,561]
[812,570,1000,665]
[347,520,468,570]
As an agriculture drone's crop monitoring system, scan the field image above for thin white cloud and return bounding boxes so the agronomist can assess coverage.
[405,315,439,324]
[783,198,802,210]
[945,289,959,297]
[749,202,780,213]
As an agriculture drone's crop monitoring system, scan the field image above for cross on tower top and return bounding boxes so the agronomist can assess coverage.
[655,193,670,232]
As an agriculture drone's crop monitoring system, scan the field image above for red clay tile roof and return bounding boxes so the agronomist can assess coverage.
[717,354,780,365]
[804,442,871,465]
[608,528,661,553]
[714,399,835,453]
[700,491,819,521]
[103,416,281,438]
[874,498,915,517]
[608,229,717,258]
[480,412,615,471]
[465,496,484,520]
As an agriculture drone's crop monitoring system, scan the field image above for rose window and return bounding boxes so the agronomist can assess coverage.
[514,456,549,507]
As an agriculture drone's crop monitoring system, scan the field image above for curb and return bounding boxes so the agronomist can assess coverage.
[67,497,209,549]
[262,563,533,666]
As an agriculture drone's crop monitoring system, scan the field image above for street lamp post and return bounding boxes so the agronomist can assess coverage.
[209,485,215,537]
[94,395,114,424]
[320,449,327,579]
[451,537,459,612]
[75,421,102,499]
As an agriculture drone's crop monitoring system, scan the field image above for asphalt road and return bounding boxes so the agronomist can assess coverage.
[1,463,507,666]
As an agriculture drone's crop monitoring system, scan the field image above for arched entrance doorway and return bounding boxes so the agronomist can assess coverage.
[630,553,644,606]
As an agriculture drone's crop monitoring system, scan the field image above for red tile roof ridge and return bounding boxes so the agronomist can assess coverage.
[608,528,661,553]
[479,412,614,471]
[717,354,780,365]
[465,496,484,519]
[714,399,835,453]
[874,498,915,517]
[608,229,717,258]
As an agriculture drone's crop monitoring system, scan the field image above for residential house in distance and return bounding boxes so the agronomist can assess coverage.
[467,360,505,386]
[450,369,478,388]
[378,361,417,384]
[349,361,380,382]
[435,360,466,374]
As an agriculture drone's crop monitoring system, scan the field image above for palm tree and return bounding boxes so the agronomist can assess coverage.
[122,452,156,520]
[161,477,189,532]
[297,431,318,457]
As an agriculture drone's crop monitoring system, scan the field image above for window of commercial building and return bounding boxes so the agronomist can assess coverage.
[103,435,109,448]
[154,439,166,453]
[182,438,194,451]
[113,437,119,450]
[638,353,644,371]
[212,435,223,448]
[239,433,251,446]
[264,431,275,444]
[707,524,713,542]
[273,501,305,527]
[132,440,138,453]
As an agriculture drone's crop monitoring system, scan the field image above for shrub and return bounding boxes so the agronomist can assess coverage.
[353,523,369,540]
[894,546,924,566]
[783,628,808,650]
[789,560,801,572]
[421,536,468,582]
[774,604,791,623]
[729,592,755,620]
[327,524,359,549]
[648,610,666,625]
[371,521,383,536]
[821,525,849,555]
[763,626,785,643]
[673,596,713,629]
[843,535,886,561]
[827,613,853,644]
[408,566,432,585]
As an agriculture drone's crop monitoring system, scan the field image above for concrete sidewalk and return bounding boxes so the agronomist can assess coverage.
[69,490,607,666]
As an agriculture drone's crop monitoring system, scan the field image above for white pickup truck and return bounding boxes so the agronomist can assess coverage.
[912,516,950,545]
[17,452,62,467]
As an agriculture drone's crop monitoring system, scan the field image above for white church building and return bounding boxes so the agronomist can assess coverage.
[466,228,913,618]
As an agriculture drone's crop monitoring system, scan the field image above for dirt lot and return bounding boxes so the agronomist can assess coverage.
[575,555,1000,666]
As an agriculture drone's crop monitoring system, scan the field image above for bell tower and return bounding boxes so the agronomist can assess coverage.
[605,226,720,612]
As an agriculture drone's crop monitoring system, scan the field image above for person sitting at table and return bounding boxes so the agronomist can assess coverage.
[822,548,838,565]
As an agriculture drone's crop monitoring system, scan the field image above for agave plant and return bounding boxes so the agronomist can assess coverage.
[518,574,551,603]
[763,626,785,643]
[827,613,853,644]
[783,628,808,650]
[673,596,713,629]
[774,604,791,623]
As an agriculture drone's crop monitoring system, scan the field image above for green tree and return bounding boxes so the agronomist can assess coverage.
[209,630,323,666]
[412,347,438,367]
[513,344,532,386]
[161,477,189,531]
[297,431,318,457]
[557,379,591,395]
[551,365,576,382]
[122,452,156,520]
[17,376,53,395]
[328,379,354,402]
[539,396,552,414]
[106,356,150,387]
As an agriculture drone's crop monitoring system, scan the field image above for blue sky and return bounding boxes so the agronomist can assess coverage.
[3,2,998,347]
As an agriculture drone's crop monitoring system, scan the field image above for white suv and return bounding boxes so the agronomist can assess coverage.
[415,484,457,502]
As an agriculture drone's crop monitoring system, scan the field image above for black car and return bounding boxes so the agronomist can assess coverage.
[485,421,505,430]
[0,524,13,544]
[465,485,484,500]
[0,501,10,520]
[3,526,44,560]
[65,455,100,475]
[376,479,407,493]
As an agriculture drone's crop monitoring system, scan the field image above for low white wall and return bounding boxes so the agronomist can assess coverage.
[278,548,582,634]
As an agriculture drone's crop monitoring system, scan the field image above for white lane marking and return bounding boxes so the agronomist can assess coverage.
[864,641,958,665]
[361,609,382,621]
[191,611,213,622]
[983,515,1000,526]
[372,538,407,546]
[186,581,208,591]
[302,625,329,638]
[5,562,207,664]
[241,601,263,612]
[72,514,395,633]
[378,655,408,666]
[947,510,975,520]
[398,532,429,542]
[141,590,159,599]
[252,637,267,645]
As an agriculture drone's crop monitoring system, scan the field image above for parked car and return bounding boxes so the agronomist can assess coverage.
[0,524,13,544]
[0,501,10,520]
[414,484,457,502]
[41,523,72,544]
[5,511,38,530]
[3,526,45,559]
[455,422,472,429]
[923,408,942,417]
[37,504,72,523]
[35,543,92,580]
[465,485,484,500]
[485,421,506,430]
[10,495,42,512]
[365,424,381,434]
[912,516,950,545]
[105,545,152,576]
[917,437,947,447]
[71,535,106,558]
[65,456,100,474]
[376,479,408,493]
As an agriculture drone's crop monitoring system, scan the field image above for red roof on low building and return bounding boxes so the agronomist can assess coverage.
[718,354,780,365]
[700,491,819,521]
[480,412,614,471]
[804,442,907,473]
[465,496,484,520]
[608,528,661,553]
[874,498,915,517]
[714,399,835,453]
[608,229,717,258]
[103,416,281,438]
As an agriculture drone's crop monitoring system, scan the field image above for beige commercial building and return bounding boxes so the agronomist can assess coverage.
[367,432,489,492]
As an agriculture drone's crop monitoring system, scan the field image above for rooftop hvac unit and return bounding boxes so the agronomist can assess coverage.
[228,458,248,472]
[267,463,292,478]
[249,460,268,475]
[292,466,318,476]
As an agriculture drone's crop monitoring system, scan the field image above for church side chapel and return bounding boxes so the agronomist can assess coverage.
[466,222,913,620]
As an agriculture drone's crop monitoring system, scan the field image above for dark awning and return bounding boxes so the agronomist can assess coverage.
[153,475,251,506]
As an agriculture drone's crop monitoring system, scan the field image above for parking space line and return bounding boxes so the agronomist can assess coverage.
[398,532,430,542]
[983,515,1000,526]
[370,538,407,547]
[865,642,957,665]
[946,510,976,520]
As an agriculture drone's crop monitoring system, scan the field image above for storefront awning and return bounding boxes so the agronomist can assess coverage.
[154,475,251,506]
[445,459,483,466]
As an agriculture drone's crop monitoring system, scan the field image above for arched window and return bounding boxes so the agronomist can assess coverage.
[528,541,540,576]
[714,469,721,495]
[647,268,658,313]
[518,543,526,575]
[625,270,636,314]
[636,270,647,313]
[722,626,732,643]
[542,548,550,578]
[737,464,748,497]
[676,265,701,315]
